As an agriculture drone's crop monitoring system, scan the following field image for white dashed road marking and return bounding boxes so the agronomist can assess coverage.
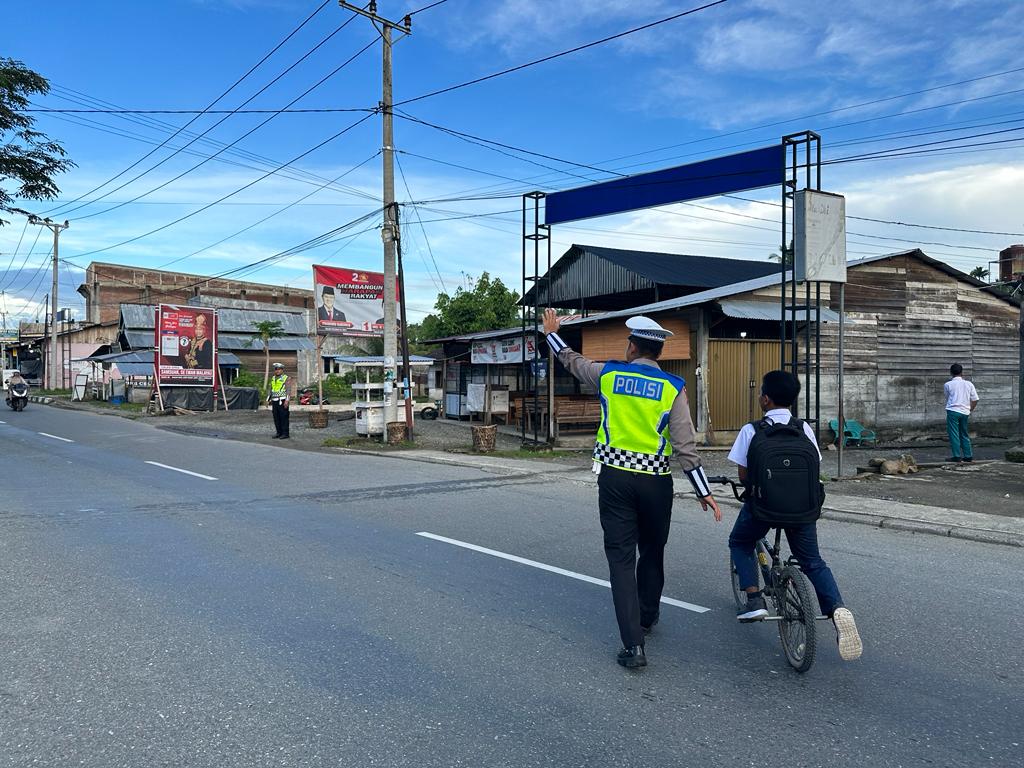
[145,461,218,481]
[416,531,711,614]
[38,432,74,443]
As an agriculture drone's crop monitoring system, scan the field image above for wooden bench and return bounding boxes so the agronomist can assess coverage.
[555,399,602,434]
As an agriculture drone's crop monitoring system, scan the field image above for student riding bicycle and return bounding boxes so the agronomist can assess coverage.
[727,370,863,661]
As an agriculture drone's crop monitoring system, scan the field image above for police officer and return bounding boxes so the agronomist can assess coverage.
[543,308,721,669]
[267,362,290,439]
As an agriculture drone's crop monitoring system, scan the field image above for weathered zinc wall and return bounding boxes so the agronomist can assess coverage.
[816,254,1019,439]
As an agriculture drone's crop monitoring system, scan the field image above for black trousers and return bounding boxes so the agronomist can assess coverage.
[271,400,290,437]
[597,465,674,648]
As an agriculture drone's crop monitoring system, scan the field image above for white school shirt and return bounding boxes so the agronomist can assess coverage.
[727,408,822,467]
[944,377,979,416]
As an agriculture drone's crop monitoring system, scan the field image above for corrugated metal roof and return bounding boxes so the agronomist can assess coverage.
[719,299,839,323]
[122,330,154,349]
[82,349,241,366]
[563,271,793,326]
[120,304,156,329]
[523,244,781,306]
[217,334,314,351]
[329,355,435,366]
[120,303,308,334]
[113,362,155,377]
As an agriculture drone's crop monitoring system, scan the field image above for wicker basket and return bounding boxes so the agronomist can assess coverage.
[386,421,408,445]
[308,410,329,429]
[471,424,497,452]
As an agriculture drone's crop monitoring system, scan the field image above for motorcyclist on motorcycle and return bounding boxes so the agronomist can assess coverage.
[5,371,29,410]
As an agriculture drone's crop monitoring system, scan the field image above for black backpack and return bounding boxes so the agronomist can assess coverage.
[745,418,825,525]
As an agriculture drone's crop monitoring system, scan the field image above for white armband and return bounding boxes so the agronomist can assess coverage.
[545,332,568,354]
[684,465,712,498]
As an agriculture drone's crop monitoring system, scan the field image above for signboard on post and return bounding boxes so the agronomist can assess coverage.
[470,336,537,364]
[313,264,401,337]
[154,304,217,387]
[795,189,847,283]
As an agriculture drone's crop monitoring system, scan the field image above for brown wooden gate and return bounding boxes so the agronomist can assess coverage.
[707,340,781,431]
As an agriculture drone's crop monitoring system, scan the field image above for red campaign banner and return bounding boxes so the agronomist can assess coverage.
[155,304,217,387]
[313,264,401,337]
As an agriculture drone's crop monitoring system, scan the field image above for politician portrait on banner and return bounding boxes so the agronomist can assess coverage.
[155,305,217,387]
[313,265,400,337]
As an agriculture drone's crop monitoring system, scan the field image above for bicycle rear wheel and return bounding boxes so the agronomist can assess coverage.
[777,566,817,673]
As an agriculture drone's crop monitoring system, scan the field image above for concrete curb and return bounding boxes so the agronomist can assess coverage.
[28,395,54,404]
[345,448,1024,549]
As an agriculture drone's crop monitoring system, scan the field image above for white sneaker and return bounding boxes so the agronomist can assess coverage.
[832,607,863,660]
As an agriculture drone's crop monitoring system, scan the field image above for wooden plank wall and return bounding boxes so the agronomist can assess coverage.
[812,254,1018,438]
[581,316,690,361]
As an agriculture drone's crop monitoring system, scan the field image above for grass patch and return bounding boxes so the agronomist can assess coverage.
[34,388,72,396]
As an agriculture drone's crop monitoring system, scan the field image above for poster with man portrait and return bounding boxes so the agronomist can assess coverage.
[154,305,217,386]
[313,265,401,337]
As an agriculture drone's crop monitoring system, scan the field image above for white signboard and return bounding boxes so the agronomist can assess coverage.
[466,383,510,414]
[795,189,847,283]
[471,336,537,364]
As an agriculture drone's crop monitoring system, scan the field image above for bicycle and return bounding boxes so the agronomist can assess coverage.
[708,475,830,673]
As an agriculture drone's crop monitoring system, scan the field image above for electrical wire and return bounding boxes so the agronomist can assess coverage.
[154,151,381,270]
[1,227,45,292]
[0,219,30,288]
[41,0,337,217]
[70,112,376,259]
[396,153,447,293]
[394,0,731,106]
[65,34,376,222]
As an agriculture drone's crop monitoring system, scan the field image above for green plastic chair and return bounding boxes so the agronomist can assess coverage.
[829,418,877,446]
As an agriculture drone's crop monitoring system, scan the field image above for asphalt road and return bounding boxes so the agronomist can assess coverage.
[2,406,1021,767]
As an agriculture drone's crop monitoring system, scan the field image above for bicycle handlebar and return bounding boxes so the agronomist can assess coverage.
[706,475,745,501]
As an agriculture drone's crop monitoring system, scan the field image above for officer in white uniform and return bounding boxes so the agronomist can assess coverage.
[543,309,721,669]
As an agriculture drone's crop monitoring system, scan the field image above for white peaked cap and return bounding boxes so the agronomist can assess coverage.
[626,315,673,342]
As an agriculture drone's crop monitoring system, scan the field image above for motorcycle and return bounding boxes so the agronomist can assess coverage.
[420,398,443,420]
[298,388,330,406]
[6,381,29,411]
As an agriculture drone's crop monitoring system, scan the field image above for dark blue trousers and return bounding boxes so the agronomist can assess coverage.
[728,503,844,617]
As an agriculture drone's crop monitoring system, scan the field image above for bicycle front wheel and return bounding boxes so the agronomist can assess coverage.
[777,566,817,673]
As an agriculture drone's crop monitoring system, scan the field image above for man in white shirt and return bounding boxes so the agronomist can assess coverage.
[943,363,979,463]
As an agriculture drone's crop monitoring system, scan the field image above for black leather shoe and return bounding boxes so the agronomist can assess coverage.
[616,645,647,669]
[962,456,973,462]
[641,615,659,635]
[945,457,961,463]
[272,435,281,439]
[280,435,290,440]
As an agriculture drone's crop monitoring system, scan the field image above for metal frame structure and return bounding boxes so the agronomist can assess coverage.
[521,191,552,445]
[779,131,824,440]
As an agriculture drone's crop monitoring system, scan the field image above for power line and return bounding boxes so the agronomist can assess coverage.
[0,227,45,292]
[25,107,372,115]
[41,0,337,217]
[70,112,376,259]
[394,0,731,106]
[0,219,30,288]
[154,151,381,270]
[35,97,380,203]
[395,153,446,292]
[65,30,376,221]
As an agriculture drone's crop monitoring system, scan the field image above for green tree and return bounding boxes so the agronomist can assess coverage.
[245,320,286,387]
[1,59,75,225]
[418,272,520,340]
[969,266,990,281]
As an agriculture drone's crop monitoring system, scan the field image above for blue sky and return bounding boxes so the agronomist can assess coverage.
[2,0,1023,324]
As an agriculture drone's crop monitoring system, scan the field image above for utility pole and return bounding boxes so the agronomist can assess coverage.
[339,1,412,427]
[28,216,69,390]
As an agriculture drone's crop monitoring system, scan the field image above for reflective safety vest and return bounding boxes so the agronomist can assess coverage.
[593,362,685,475]
[270,374,288,399]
